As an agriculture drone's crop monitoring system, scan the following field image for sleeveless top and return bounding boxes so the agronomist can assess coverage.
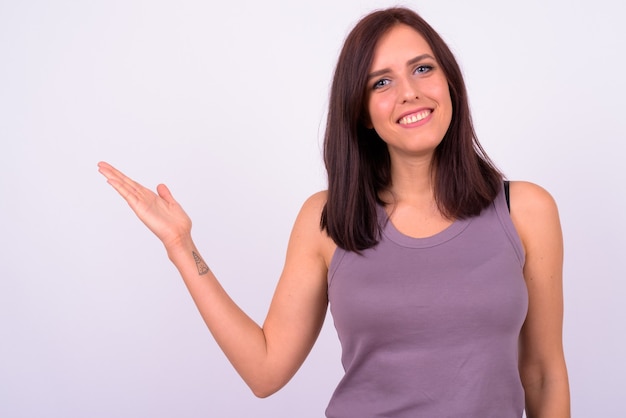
[325,186,528,418]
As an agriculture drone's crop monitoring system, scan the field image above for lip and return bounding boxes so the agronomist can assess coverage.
[396,108,434,126]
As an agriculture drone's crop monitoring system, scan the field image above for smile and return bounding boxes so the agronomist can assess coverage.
[398,109,432,125]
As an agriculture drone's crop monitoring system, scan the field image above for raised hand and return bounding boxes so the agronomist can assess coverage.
[97,161,192,250]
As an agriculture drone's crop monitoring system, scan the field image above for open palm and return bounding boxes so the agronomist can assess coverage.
[98,161,192,249]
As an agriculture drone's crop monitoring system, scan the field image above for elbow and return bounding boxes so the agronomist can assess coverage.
[247,375,288,399]
[250,383,281,399]
[251,388,275,399]
[241,359,296,398]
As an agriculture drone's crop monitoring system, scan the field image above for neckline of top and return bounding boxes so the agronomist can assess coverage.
[376,204,473,249]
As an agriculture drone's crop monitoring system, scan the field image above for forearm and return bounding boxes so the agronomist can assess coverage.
[97,162,305,395]
[165,235,275,395]
[523,367,570,418]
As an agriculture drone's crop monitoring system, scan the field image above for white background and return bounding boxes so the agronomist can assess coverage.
[1,0,624,416]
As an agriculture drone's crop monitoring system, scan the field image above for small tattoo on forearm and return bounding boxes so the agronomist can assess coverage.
[192,251,209,275]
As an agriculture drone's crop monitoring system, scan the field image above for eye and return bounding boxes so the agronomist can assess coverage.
[372,78,390,90]
[414,65,433,75]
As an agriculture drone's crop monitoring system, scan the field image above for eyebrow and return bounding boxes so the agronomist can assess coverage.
[367,53,436,79]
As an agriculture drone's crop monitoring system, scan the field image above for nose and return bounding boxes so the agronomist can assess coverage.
[399,78,419,103]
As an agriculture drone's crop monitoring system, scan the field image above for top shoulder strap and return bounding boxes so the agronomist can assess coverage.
[504,180,510,212]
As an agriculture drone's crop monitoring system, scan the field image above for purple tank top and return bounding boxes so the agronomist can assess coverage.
[326,187,528,417]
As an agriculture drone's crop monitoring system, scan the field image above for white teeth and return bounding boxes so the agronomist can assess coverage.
[399,110,431,125]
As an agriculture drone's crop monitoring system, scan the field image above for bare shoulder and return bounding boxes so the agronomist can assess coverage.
[294,191,327,231]
[509,180,557,207]
[508,181,562,258]
[300,190,328,213]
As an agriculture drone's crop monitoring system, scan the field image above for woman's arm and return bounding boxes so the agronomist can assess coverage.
[509,181,570,417]
[97,162,333,397]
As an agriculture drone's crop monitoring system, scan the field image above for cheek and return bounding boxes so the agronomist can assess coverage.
[444,93,453,126]
[432,84,453,123]
[368,95,395,126]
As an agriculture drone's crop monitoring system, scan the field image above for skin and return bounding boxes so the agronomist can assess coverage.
[98,23,569,415]
[511,181,570,417]
[366,24,454,237]
[98,162,333,397]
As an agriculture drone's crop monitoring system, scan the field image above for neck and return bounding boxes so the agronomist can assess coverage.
[383,153,436,206]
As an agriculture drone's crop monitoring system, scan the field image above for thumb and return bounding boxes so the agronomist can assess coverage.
[156,183,176,203]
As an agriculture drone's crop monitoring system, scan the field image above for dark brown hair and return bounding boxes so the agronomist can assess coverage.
[321,7,502,252]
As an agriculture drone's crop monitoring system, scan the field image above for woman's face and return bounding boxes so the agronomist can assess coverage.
[366,24,452,161]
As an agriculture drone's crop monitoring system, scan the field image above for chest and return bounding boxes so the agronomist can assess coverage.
[327,219,528,347]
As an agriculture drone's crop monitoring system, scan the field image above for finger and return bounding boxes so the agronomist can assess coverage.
[105,177,142,206]
[97,161,114,171]
[99,170,139,202]
[98,163,145,205]
[98,162,143,195]
[98,162,162,214]
[98,162,128,185]
[156,183,176,204]
[98,162,131,184]
[98,161,129,182]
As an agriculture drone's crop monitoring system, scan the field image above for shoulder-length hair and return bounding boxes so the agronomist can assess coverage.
[321,7,503,252]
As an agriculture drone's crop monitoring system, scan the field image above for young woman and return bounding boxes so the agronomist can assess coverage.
[98,7,569,417]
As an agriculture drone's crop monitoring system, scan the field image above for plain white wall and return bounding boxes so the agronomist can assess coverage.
[1,0,624,416]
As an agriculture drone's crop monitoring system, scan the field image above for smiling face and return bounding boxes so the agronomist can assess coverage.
[366,24,453,161]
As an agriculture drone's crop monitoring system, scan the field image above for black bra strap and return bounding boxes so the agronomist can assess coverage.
[504,181,510,212]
